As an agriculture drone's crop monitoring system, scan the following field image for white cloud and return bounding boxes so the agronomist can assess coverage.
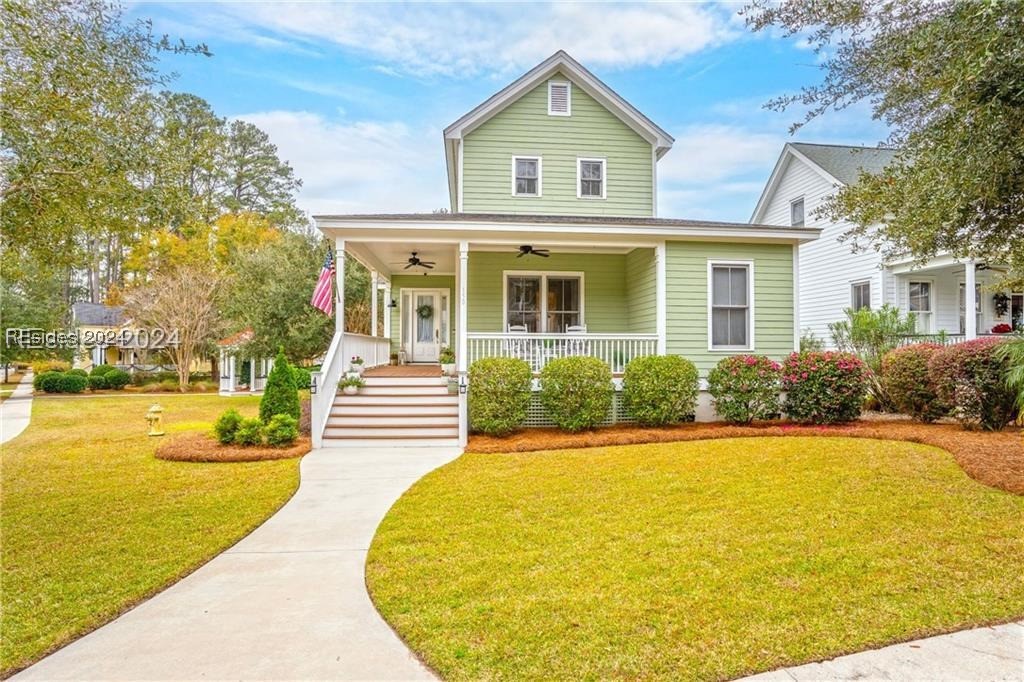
[235,111,448,216]
[172,2,741,77]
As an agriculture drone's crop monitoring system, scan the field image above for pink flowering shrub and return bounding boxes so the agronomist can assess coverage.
[881,343,948,422]
[927,337,1015,431]
[707,355,782,424]
[781,351,869,424]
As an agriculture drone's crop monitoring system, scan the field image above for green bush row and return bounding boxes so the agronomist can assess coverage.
[35,369,130,393]
[214,409,299,447]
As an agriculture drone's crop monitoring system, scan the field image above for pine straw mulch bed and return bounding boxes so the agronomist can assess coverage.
[155,432,311,463]
[468,419,1024,495]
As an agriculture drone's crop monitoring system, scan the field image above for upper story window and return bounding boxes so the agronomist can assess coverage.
[548,81,571,116]
[790,198,805,227]
[512,156,541,197]
[577,158,606,199]
[709,262,753,350]
[851,281,871,311]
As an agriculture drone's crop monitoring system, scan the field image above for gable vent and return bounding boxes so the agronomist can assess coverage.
[548,81,571,116]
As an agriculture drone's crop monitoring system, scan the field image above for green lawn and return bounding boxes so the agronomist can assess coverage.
[367,437,1024,681]
[0,394,301,675]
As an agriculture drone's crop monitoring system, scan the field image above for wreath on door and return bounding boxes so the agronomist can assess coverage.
[416,303,434,320]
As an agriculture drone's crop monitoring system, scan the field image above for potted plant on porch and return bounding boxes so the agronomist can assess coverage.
[339,375,365,395]
[439,346,456,376]
[349,355,365,375]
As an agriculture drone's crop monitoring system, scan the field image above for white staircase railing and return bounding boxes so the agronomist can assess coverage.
[311,332,391,447]
[341,332,391,369]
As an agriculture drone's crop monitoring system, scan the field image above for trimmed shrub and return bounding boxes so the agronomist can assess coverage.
[31,359,70,374]
[622,355,699,426]
[264,414,299,447]
[782,351,869,424]
[928,338,1015,431]
[291,366,312,390]
[56,373,88,394]
[214,409,244,445]
[881,344,947,422]
[37,371,64,393]
[259,349,300,423]
[469,357,532,435]
[90,364,115,377]
[104,369,130,390]
[233,417,264,446]
[539,356,612,432]
[67,368,89,377]
[88,374,108,391]
[707,354,781,424]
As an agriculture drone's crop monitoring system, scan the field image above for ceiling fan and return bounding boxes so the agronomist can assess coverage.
[400,252,435,269]
[517,245,550,258]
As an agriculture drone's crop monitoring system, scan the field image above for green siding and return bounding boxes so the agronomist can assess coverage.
[462,73,654,216]
[467,251,629,332]
[625,248,656,333]
[388,275,455,354]
[665,241,795,375]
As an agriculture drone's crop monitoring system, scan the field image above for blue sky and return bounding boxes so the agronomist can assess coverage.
[130,2,888,222]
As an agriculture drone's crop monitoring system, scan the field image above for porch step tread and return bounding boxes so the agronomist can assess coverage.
[329,406,458,416]
[322,437,461,448]
[360,377,448,386]
[356,386,453,396]
[327,416,458,427]
[324,427,459,438]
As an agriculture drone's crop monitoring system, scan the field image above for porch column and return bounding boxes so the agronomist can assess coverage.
[655,242,667,355]
[370,269,379,337]
[228,355,236,392]
[965,259,977,340]
[457,241,469,448]
[383,281,392,339]
[335,239,346,338]
[250,357,256,390]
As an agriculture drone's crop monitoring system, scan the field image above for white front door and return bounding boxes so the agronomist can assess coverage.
[408,291,441,362]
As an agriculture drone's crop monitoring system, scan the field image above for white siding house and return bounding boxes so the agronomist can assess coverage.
[752,142,1022,346]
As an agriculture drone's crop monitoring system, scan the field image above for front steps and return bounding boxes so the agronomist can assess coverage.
[324,374,460,447]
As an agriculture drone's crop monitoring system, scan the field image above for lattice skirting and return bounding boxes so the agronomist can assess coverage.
[522,391,637,428]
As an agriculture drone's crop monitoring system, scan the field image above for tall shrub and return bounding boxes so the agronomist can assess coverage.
[259,348,300,423]
[828,304,917,410]
[707,355,781,424]
[622,355,698,426]
[782,351,869,424]
[468,357,532,435]
[880,344,947,422]
[539,356,612,432]
[928,338,1015,430]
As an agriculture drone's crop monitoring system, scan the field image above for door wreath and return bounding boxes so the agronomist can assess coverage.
[416,303,434,319]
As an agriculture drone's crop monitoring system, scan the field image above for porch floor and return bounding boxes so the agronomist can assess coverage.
[363,364,443,378]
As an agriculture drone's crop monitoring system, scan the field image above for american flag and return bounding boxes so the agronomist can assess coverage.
[310,249,334,316]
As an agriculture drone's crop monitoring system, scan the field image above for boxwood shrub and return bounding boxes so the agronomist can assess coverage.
[36,371,64,393]
[782,351,868,424]
[88,374,108,391]
[56,372,88,394]
[927,337,1015,430]
[67,368,89,377]
[469,357,532,435]
[291,366,312,390]
[881,343,948,422]
[622,355,699,426]
[707,355,781,424]
[90,364,115,377]
[214,409,244,444]
[234,417,264,446]
[104,369,131,390]
[539,356,612,432]
[264,414,299,447]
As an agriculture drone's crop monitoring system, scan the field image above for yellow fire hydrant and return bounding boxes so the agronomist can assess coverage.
[145,404,165,437]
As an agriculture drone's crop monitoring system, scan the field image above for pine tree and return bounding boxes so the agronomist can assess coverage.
[259,348,300,423]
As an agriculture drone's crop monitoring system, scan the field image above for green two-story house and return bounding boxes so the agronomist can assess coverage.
[312,51,819,448]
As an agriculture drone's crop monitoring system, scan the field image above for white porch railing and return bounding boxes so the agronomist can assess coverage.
[466,333,659,374]
[312,332,391,447]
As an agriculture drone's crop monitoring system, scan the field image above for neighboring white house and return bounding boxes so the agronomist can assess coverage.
[752,142,1023,346]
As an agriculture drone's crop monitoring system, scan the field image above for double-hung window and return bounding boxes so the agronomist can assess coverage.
[851,281,871,311]
[790,198,805,227]
[710,263,752,349]
[512,157,541,197]
[505,273,582,333]
[908,281,932,332]
[578,158,605,199]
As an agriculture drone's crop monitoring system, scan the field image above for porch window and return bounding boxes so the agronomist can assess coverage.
[578,158,605,199]
[958,282,981,335]
[512,157,540,196]
[908,281,932,332]
[710,263,752,349]
[851,281,871,311]
[505,273,583,333]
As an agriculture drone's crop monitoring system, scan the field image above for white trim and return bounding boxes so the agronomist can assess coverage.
[456,140,464,212]
[511,156,542,197]
[502,270,586,333]
[335,238,346,337]
[576,157,607,200]
[789,196,805,227]
[792,245,800,351]
[655,242,667,354]
[370,270,379,337]
[651,146,658,217]
[457,242,469,448]
[547,80,571,116]
[707,259,755,352]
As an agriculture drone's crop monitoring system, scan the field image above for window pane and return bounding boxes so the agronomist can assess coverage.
[791,199,804,226]
[516,159,537,179]
[516,178,537,195]
[729,267,747,306]
[728,309,747,346]
[507,276,541,332]
[712,309,730,346]
[547,277,580,332]
[909,282,930,312]
[581,161,602,180]
[712,267,731,306]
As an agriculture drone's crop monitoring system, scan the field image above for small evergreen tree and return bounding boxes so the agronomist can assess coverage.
[259,348,300,423]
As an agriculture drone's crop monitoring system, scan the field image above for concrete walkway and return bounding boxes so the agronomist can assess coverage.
[1,371,34,444]
[13,446,460,681]
[744,621,1024,681]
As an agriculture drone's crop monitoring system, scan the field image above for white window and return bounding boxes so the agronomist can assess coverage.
[709,262,753,350]
[511,156,541,197]
[908,281,932,332]
[504,272,583,333]
[958,282,981,335]
[547,81,571,116]
[577,158,606,199]
[851,281,871,311]
[790,198,805,227]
